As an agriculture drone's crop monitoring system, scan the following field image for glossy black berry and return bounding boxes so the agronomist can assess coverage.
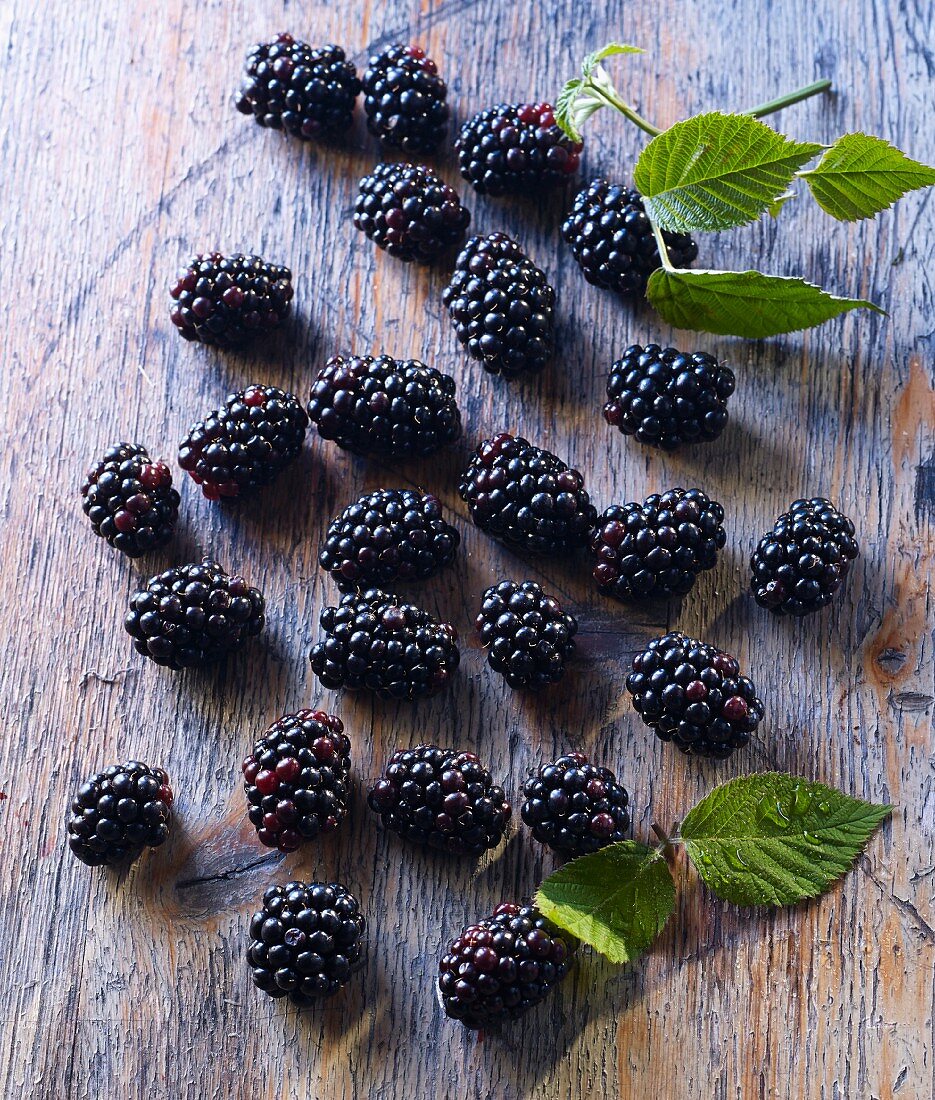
[475,581,577,690]
[362,43,448,153]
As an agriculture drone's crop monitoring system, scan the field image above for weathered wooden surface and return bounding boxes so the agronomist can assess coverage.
[0,1,931,1097]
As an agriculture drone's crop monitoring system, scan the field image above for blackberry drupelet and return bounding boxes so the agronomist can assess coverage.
[125,558,265,670]
[475,581,577,690]
[248,881,365,1005]
[81,442,179,558]
[459,433,597,554]
[604,344,735,450]
[66,761,172,867]
[438,902,577,1030]
[362,43,449,153]
[367,744,511,857]
[307,354,461,457]
[751,498,859,616]
[169,253,293,348]
[626,632,764,758]
[310,588,459,700]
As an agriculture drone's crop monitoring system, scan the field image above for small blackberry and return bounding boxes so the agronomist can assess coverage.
[367,744,511,857]
[354,162,471,263]
[475,581,577,690]
[521,752,630,857]
[456,103,582,196]
[438,902,577,1030]
[362,44,449,153]
[562,180,698,297]
[751,498,859,616]
[169,252,293,348]
[310,588,459,700]
[248,881,365,1005]
[81,443,179,558]
[319,489,460,591]
[66,761,172,867]
[307,354,461,457]
[626,632,765,758]
[125,558,265,670]
[178,384,308,501]
[459,433,597,554]
[235,36,360,141]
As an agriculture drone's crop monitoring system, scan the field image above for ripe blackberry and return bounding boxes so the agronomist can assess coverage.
[169,253,293,348]
[66,761,172,867]
[307,354,461,457]
[562,180,698,297]
[125,558,265,670]
[438,902,577,1030]
[459,433,597,554]
[354,162,471,263]
[475,581,577,690]
[81,443,179,558]
[178,384,308,501]
[751,498,859,616]
[521,752,630,857]
[248,881,365,1005]
[242,710,351,853]
[310,588,459,700]
[626,632,764,758]
[367,744,511,857]
[362,44,449,154]
[319,489,460,591]
[235,36,360,142]
[456,103,582,196]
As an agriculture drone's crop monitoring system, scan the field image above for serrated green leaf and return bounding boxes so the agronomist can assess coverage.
[581,42,644,79]
[634,112,823,231]
[555,45,643,142]
[555,78,586,141]
[681,773,891,907]
[535,842,675,964]
[800,132,935,221]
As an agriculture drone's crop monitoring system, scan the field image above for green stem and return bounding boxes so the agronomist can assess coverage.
[590,85,662,137]
[649,218,674,270]
[744,78,832,119]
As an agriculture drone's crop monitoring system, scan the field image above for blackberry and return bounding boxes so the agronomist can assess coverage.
[591,488,726,602]
[521,752,630,857]
[626,632,765,758]
[438,902,577,1030]
[125,558,265,670]
[751,498,859,616]
[604,344,735,450]
[456,103,582,196]
[362,44,449,154]
[562,180,698,297]
[248,881,365,1005]
[459,433,597,554]
[354,162,471,263]
[178,384,308,501]
[310,588,459,700]
[169,253,293,348]
[475,581,577,690]
[81,442,179,558]
[367,744,511,857]
[66,761,172,867]
[319,489,460,592]
[235,36,360,142]
[307,354,461,457]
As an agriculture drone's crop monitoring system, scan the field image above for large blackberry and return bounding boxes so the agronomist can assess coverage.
[310,588,459,700]
[475,581,577,690]
[626,632,764,758]
[248,881,365,1005]
[125,558,265,670]
[307,354,461,457]
[459,433,597,554]
[242,710,351,852]
[362,43,448,153]
[81,443,179,558]
[438,902,577,1030]
[562,180,698,297]
[456,103,582,196]
[751,498,859,616]
[367,744,511,857]
[66,761,172,867]
[354,162,471,263]
[169,253,293,348]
